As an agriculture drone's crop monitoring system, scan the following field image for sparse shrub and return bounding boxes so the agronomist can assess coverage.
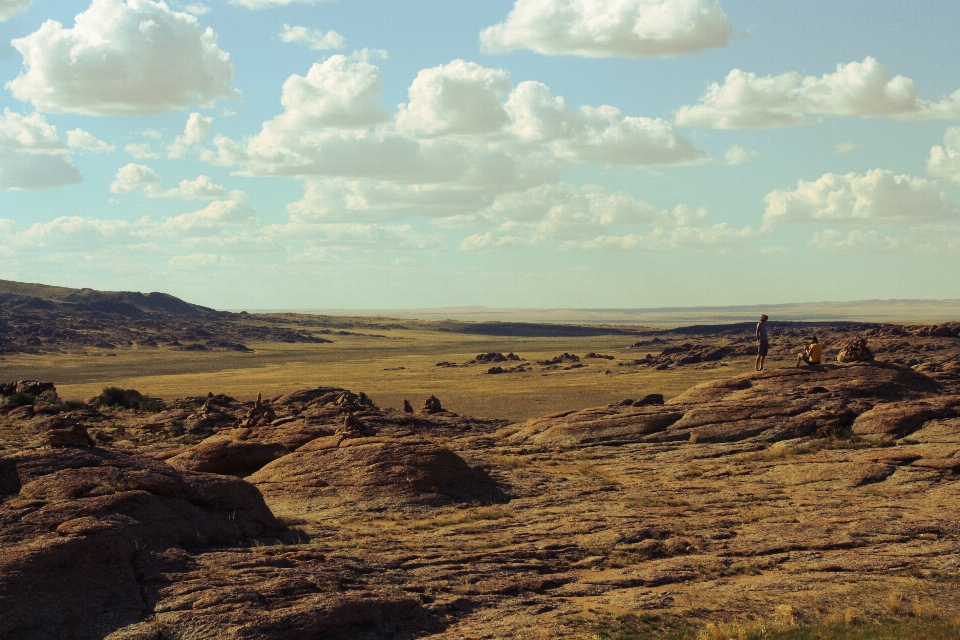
[60,400,87,412]
[4,393,35,409]
[167,421,185,437]
[137,397,166,412]
[95,386,165,412]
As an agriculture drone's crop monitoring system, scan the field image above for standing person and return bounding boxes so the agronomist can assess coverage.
[755,314,769,371]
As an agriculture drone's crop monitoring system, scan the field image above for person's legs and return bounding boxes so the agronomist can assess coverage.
[757,340,769,371]
[796,352,802,367]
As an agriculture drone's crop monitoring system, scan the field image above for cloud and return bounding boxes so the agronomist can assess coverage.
[2,215,155,251]
[397,60,512,137]
[110,163,159,193]
[266,221,443,251]
[574,223,761,251]
[480,0,732,58]
[288,178,496,222]
[459,232,533,251]
[927,127,960,185]
[110,163,227,199]
[162,191,256,233]
[270,55,389,130]
[280,24,345,50]
[0,109,83,190]
[808,226,960,255]
[168,112,213,158]
[763,169,959,226]
[0,0,31,21]
[808,229,902,253]
[676,57,960,129]
[454,183,711,249]
[125,143,159,159]
[216,59,703,188]
[161,176,228,200]
[183,3,209,15]
[8,0,237,115]
[723,144,754,165]
[168,253,231,270]
[67,129,113,152]
[834,142,858,155]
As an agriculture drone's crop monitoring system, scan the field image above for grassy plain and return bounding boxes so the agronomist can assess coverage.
[0,324,756,422]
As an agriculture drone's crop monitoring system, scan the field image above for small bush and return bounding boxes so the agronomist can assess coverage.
[137,397,166,412]
[4,393,36,409]
[60,400,87,412]
[95,387,166,412]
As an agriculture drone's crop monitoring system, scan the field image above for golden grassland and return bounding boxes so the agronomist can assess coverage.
[0,326,757,422]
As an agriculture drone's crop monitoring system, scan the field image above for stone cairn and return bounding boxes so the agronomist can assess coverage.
[836,336,875,363]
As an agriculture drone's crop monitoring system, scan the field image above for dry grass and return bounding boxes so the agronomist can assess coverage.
[3,327,746,422]
[698,606,797,640]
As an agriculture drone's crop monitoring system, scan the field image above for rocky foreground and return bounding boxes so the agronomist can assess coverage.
[2,363,960,639]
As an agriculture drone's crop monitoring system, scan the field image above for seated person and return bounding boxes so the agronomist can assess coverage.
[796,336,822,366]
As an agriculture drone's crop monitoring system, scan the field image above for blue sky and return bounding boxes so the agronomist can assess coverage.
[1,0,960,310]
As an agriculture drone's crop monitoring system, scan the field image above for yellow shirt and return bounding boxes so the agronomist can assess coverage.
[808,343,822,363]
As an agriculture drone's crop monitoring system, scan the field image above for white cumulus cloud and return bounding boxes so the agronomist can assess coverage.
[763,169,959,226]
[676,57,960,129]
[125,143,159,160]
[0,0,31,21]
[8,0,238,115]
[67,129,113,152]
[480,0,732,58]
[162,191,256,233]
[110,163,227,199]
[0,109,83,190]
[397,60,512,137]
[455,183,710,249]
[168,112,213,158]
[723,144,754,165]
[927,127,960,185]
[270,55,389,131]
[280,24,345,50]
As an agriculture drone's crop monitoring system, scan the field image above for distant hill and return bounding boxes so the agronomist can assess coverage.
[0,279,216,316]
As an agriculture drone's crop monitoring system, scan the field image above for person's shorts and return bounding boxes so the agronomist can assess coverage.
[758,340,769,357]
[800,354,820,365]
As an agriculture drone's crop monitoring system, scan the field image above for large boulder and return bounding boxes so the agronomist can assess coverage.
[0,448,277,640]
[166,432,290,475]
[851,396,960,439]
[249,437,506,511]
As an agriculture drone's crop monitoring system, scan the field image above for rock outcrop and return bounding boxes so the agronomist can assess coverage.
[166,432,290,475]
[502,363,940,448]
[250,437,506,511]
[0,448,277,639]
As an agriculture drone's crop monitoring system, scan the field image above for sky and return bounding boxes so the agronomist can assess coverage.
[1,0,960,311]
